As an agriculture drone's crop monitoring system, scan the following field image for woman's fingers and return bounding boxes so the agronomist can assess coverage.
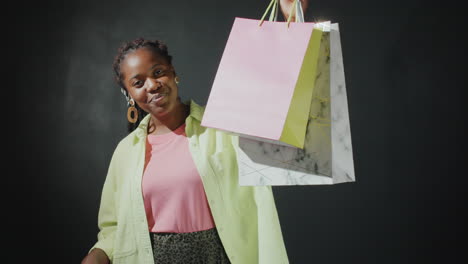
[279,0,309,21]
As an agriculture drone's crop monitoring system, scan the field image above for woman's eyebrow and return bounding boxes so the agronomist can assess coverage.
[128,64,162,81]
[128,73,140,81]
[149,63,162,70]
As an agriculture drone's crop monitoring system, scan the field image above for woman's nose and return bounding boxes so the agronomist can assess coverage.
[145,79,162,92]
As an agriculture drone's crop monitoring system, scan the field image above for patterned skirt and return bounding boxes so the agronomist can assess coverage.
[149,227,231,264]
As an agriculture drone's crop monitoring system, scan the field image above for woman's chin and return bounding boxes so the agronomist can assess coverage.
[150,108,167,116]
[147,98,180,117]
[148,104,171,117]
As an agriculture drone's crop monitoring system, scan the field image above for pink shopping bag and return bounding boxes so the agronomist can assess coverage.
[201,16,323,149]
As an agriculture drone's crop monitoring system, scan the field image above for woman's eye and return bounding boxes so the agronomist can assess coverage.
[154,70,163,76]
[133,80,142,87]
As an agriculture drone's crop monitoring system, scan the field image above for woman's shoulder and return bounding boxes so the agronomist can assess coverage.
[109,129,142,158]
[187,100,238,138]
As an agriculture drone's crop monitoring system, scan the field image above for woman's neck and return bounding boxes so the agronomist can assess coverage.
[148,102,190,135]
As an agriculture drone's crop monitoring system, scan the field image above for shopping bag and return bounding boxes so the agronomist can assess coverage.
[236,22,356,185]
[201,1,323,149]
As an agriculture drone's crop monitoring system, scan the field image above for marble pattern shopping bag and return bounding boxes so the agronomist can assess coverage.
[236,23,356,185]
[201,17,323,149]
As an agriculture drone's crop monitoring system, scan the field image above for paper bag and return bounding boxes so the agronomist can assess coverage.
[236,23,356,185]
[201,16,323,149]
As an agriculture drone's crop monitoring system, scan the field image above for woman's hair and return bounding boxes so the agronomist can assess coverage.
[112,38,173,133]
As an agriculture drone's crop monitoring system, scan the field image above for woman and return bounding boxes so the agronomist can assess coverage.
[81,2,308,263]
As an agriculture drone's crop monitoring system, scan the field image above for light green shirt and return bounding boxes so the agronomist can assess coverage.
[89,99,289,264]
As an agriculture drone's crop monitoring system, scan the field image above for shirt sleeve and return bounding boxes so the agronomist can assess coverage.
[88,146,120,261]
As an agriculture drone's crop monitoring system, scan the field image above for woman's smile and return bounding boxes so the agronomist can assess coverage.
[149,93,168,105]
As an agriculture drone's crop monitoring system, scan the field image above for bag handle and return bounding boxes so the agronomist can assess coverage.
[258,0,305,27]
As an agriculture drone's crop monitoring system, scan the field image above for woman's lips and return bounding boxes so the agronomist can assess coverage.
[149,93,167,104]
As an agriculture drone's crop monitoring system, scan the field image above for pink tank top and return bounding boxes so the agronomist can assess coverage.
[142,123,216,233]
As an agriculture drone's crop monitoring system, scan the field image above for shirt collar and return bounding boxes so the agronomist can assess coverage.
[134,99,204,139]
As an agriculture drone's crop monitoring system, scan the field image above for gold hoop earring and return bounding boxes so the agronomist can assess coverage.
[175,76,180,84]
[127,98,138,123]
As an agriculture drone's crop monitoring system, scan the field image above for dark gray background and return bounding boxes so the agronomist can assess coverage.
[11,0,465,263]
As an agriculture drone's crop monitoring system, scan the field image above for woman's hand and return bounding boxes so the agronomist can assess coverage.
[81,248,110,264]
[279,0,309,21]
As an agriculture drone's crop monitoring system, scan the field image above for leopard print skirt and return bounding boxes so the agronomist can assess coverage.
[149,227,231,264]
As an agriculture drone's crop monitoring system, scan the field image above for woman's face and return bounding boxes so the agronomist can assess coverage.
[120,47,179,118]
